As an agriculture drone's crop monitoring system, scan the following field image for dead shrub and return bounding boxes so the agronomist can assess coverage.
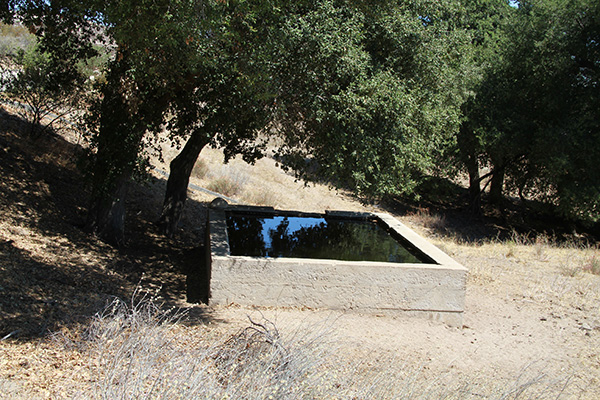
[583,254,600,275]
[408,207,448,234]
[191,158,209,180]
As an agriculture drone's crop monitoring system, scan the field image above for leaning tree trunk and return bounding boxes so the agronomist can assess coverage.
[158,129,211,237]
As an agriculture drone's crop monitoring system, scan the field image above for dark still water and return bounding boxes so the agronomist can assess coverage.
[225,213,428,263]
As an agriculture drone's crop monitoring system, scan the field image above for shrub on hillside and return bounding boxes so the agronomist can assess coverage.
[0,23,35,58]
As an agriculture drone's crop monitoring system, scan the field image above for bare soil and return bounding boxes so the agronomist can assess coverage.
[1,108,599,398]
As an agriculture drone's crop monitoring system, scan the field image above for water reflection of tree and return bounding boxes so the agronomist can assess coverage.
[226,215,267,256]
[227,215,423,263]
[268,218,421,263]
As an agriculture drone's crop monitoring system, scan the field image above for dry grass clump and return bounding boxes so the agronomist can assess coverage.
[47,293,576,400]
[190,158,209,180]
[206,176,244,197]
[405,207,448,235]
[501,231,600,276]
[558,247,600,277]
[205,165,248,197]
[241,187,279,207]
[582,254,600,276]
[78,293,334,399]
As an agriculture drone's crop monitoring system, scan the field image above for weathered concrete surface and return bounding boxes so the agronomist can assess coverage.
[206,206,467,327]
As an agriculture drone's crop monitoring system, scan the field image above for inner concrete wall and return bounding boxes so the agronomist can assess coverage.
[206,205,467,326]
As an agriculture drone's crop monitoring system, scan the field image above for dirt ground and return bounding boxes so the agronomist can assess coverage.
[209,238,600,397]
[1,108,599,398]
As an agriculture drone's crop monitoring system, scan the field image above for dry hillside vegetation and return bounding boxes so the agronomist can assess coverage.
[1,109,600,399]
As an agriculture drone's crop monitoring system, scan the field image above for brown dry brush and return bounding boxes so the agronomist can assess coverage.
[77,293,332,399]
[66,292,579,400]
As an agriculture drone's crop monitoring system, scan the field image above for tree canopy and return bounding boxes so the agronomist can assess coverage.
[9,0,279,243]
[4,0,599,244]
[456,0,600,222]
[271,0,471,198]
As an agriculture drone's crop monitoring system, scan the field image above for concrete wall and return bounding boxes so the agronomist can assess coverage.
[206,205,466,326]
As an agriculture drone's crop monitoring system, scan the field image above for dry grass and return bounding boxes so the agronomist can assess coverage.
[241,186,280,207]
[206,176,244,197]
[1,293,576,399]
[204,164,248,197]
[404,207,449,235]
[151,142,369,212]
[455,238,600,312]
[190,158,209,180]
[583,254,600,276]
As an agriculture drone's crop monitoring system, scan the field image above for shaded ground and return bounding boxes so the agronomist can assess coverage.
[0,109,212,340]
[383,175,600,245]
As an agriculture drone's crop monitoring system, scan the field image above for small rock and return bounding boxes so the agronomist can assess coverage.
[209,198,229,209]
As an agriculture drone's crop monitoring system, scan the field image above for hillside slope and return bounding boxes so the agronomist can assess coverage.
[1,109,600,398]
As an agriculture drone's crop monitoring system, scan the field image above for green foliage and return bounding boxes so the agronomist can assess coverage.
[1,0,19,23]
[272,0,471,199]
[524,0,600,222]
[76,44,111,84]
[10,0,598,236]
[2,42,83,138]
[440,1,514,205]
[0,23,35,57]
[9,0,285,242]
[456,0,600,222]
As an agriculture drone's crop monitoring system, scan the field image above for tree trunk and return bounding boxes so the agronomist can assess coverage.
[158,129,210,237]
[84,119,142,245]
[467,158,482,214]
[489,167,505,204]
[85,170,131,246]
[456,123,483,214]
[84,58,144,246]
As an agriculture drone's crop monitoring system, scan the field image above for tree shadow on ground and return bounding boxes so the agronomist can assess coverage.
[0,238,127,339]
[0,108,219,341]
[382,176,599,245]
